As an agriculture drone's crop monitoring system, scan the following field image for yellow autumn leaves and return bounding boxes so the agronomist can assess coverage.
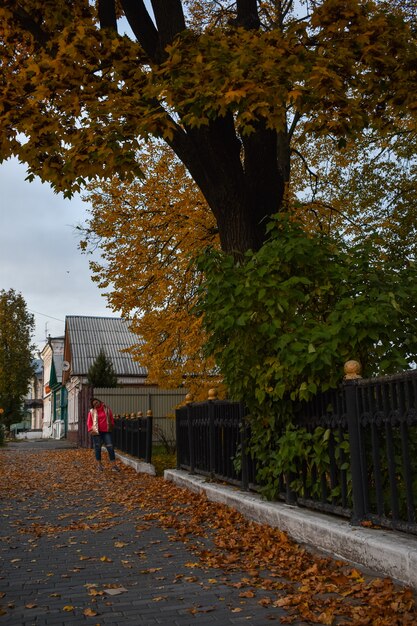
[1,0,416,196]
[82,142,221,397]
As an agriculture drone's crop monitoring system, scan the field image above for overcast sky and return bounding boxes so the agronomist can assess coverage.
[0,157,116,352]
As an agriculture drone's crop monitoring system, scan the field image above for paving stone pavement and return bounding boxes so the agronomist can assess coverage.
[0,443,304,626]
[1,442,416,626]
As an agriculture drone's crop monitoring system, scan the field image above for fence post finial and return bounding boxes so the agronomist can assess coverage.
[208,388,218,401]
[146,409,153,418]
[344,360,362,380]
[185,393,193,404]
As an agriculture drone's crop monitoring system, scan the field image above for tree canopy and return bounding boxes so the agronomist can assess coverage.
[290,123,417,260]
[1,0,416,253]
[81,142,219,394]
[0,289,35,429]
[80,121,417,390]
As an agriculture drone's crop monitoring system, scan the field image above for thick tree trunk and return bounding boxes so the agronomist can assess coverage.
[169,115,289,256]
[121,0,290,256]
[213,197,269,256]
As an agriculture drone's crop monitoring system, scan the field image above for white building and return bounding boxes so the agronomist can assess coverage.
[24,358,43,431]
[40,336,65,439]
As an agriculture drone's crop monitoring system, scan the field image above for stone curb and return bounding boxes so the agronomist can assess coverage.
[164,469,417,591]
[116,451,156,475]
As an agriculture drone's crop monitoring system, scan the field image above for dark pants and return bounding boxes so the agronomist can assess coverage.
[91,432,116,462]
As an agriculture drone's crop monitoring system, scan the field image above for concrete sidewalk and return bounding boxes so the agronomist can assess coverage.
[164,469,417,591]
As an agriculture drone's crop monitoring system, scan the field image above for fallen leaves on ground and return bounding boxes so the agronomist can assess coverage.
[0,448,416,625]
[83,607,98,616]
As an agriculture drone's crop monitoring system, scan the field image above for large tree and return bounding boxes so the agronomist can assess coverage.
[1,0,416,255]
[0,289,35,429]
[80,126,417,391]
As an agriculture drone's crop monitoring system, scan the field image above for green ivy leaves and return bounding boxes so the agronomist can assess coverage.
[196,216,417,498]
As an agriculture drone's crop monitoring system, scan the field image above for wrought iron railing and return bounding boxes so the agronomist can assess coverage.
[292,386,351,518]
[176,398,256,488]
[352,371,417,533]
[113,414,153,464]
[176,369,417,536]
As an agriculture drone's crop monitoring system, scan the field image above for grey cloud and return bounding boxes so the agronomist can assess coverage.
[0,158,115,349]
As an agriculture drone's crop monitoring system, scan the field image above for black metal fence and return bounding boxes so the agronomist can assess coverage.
[291,385,351,518]
[352,371,417,534]
[176,370,417,535]
[175,399,257,489]
[113,415,153,464]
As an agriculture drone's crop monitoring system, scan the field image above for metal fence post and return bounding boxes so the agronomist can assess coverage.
[113,417,120,450]
[145,409,153,464]
[179,394,193,471]
[344,362,366,525]
[239,403,249,491]
[208,388,217,479]
[175,408,181,470]
[187,400,195,475]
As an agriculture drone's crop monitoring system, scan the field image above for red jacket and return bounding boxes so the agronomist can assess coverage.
[87,403,114,433]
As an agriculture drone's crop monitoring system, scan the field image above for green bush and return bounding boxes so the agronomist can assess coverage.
[196,216,417,498]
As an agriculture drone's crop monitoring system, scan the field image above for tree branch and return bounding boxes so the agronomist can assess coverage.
[288,110,302,139]
[307,200,360,229]
[120,0,160,61]
[236,0,260,29]
[292,147,318,196]
[98,0,117,31]
[151,0,186,52]
[281,0,294,22]
[3,4,49,47]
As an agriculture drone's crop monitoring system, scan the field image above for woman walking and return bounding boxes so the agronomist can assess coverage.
[87,397,120,472]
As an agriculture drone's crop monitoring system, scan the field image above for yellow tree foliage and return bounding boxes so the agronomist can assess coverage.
[82,125,417,391]
[1,0,416,254]
[80,143,221,396]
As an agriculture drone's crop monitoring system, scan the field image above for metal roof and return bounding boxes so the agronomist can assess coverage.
[65,316,147,377]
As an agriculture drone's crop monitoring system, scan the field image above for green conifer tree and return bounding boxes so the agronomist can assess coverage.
[87,349,118,388]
